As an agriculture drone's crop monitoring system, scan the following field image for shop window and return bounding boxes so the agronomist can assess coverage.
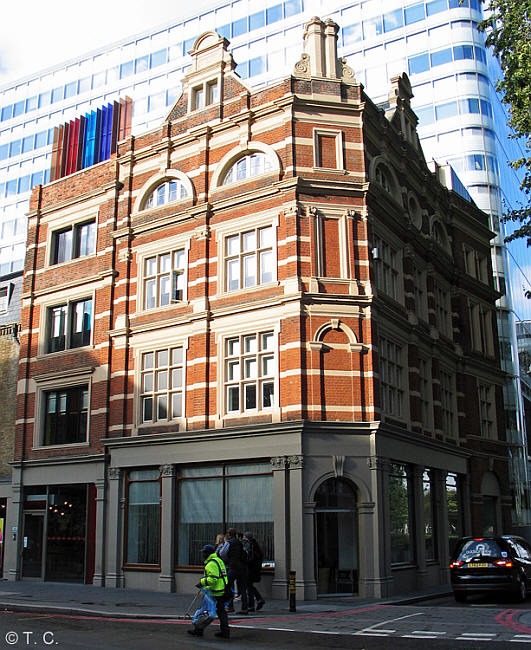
[224,331,275,414]
[379,337,405,418]
[51,219,96,265]
[46,298,92,353]
[142,180,189,210]
[446,473,463,552]
[423,470,437,561]
[224,225,274,291]
[177,462,273,566]
[43,386,88,446]
[140,346,184,423]
[221,152,272,186]
[125,469,161,566]
[142,249,186,309]
[389,463,414,564]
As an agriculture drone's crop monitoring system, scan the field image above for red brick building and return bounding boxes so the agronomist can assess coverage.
[6,19,509,598]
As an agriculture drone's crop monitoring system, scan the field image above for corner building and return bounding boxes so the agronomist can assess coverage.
[10,22,510,598]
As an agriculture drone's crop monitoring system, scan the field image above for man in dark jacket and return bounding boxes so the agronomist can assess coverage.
[243,531,265,611]
[224,528,249,613]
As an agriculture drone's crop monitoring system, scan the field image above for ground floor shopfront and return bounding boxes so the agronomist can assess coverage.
[1,422,512,599]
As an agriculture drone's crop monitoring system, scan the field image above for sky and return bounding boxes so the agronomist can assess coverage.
[0,0,216,86]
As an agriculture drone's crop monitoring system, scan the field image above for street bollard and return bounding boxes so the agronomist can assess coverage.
[289,570,296,612]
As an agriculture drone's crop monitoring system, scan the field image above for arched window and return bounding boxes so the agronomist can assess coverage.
[375,164,394,194]
[315,477,357,508]
[142,180,189,210]
[221,152,273,186]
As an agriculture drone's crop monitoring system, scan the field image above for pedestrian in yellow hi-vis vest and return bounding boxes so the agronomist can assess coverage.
[187,544,230,639]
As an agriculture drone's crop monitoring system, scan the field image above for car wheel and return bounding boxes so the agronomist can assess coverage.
[515,576,527,602]
[454,591,467,603]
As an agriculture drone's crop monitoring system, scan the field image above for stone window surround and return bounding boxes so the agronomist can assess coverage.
[32,365,94,450]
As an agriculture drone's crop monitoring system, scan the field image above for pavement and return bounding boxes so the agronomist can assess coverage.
[0,579,452,620]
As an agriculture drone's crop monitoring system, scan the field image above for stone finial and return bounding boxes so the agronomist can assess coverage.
[388,73,414,108]
[293,16,355,83]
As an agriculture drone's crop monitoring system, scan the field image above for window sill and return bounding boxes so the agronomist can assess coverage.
[37,345,94,359]
[221,281,279,297]
[139,300,189,314]
[123,564,161,572]
[46,253,96,269]
[312,167,347,174]
[33,441,90,451]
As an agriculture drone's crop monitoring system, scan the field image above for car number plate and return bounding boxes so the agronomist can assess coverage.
[467,563,489,568]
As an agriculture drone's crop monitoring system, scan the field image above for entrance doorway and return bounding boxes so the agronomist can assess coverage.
[21,484,89,582]
[21,513,44,578]
[315,477,358,595]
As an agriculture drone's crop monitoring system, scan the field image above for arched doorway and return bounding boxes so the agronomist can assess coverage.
[315,477,358,595]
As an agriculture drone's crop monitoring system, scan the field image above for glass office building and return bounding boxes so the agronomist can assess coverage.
[1,0,530,522]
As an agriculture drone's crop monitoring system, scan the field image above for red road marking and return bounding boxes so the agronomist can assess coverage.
[495,608,531,635]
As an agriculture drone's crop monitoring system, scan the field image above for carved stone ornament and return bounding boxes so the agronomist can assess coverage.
[270,456,287,470]
[367,456,390,472]
[307,206,319,217]
[333,455,345,478]
[341,58,356,82]
[160,464,176,478]
[108,467,121,480]
[293,52,311,79]
[287,455,304,470]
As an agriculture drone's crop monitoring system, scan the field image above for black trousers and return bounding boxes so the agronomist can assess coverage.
[247,581,264,609]
[216,595,229,633]
[228,567,249,610]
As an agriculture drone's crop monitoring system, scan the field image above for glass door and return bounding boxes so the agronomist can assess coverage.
[21,513,44,579]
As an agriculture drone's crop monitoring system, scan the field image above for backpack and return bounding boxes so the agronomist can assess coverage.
[242,538,255,564]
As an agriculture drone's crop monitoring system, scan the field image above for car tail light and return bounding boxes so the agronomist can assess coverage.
[473,538,484,541]
[494,560,513,567]
[450,560,464,568]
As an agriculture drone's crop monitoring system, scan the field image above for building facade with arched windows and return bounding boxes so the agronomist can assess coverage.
[7,20,511,598]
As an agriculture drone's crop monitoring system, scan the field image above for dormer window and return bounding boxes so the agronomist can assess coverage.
[221,153,272,186]
[142,180,189,210]
[192,79,218,110]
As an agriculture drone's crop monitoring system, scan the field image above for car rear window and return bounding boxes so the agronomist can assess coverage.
[456,539,503,561]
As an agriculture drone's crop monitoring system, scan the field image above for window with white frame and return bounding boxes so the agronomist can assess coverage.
[140,346,184,423]
[440,369,456,437]
[463,245,489,283]
[379,337,405,418]
[192,79,218,110]
[0,286,8,313]
[143,249,186,310]
[434,283,451,337]
[225,226,274,292]
[419,357,432,431]
[51,219,96,265]
[142,180,189,210]
[479,383,495,439]
[225,331,275,414]
[414,266,427,319]
[470,302,494,356]
[46,298,92,353]
[221,152,272,186]
[373,236,399,301]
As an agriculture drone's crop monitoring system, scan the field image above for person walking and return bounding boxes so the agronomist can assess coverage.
[242,531,265,612]
[187,544,230,640]
[224,527,249,614]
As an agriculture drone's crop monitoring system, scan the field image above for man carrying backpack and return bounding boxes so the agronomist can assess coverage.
[187,544,230,639]
[242,531,265,612]
[224,528,249,614]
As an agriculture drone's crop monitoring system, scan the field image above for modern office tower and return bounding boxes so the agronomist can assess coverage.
[0,0,529,520]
